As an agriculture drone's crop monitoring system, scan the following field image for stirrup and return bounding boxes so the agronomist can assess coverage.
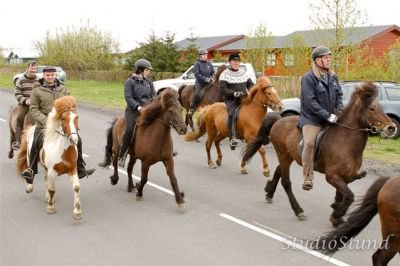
[21,168,34,184]
[12,141,20,150]
[229,138,238,150]
[118,156,127,168]
[302,179,313,191]
[188,108,195,115]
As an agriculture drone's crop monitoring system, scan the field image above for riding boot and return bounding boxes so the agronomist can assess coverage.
[228,114,238,150]
[21,127,43,184]
[119,110,137,168]
[77,136,95,179]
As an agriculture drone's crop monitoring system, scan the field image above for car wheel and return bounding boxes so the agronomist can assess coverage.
[281,111,299,117]
[389,117,400,139]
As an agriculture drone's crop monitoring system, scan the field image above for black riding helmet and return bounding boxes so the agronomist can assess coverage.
[134,59,153,72]
[311,46,332,61]
[198,49,208,55]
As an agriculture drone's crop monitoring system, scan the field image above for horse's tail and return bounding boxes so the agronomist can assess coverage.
[184,106,208,141]
[16,128,30,178]
[178,85,186,106]
[312,176,391,254]
[242,113,281,163]
[99,118,117,168]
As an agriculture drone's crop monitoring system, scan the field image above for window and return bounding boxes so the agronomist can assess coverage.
[284,54,295,67]
[266,53,276,66]
[384,85,400,100]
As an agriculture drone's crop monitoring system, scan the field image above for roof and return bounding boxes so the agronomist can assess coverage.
[175,35,245,51]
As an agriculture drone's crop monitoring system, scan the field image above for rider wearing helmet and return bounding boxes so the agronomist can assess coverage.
[118,59,156,167]
[188,49,215,115]
[299,46,343,191]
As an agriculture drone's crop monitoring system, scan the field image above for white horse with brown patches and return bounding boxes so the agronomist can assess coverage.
[17,96,82,220]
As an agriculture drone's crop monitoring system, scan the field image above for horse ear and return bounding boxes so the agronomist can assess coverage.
[358,81,378,106]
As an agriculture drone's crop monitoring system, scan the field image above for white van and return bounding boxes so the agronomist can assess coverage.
[153,62,256,94]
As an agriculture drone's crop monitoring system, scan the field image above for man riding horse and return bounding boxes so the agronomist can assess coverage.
[20,66,95,184]
[219,53,254,150]
[13,61,39,150]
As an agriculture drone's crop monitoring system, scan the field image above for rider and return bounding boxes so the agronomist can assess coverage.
[299,46,343,191]
[219,53,254,150]
[13,60,39,150]
[21,66,95,184]
[188,49,215,115]
[118,59,156,167]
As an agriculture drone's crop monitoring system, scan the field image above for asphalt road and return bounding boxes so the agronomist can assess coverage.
[1,89,398,266]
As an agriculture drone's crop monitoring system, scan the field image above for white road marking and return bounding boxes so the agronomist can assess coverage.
[0,118,6,122]
[82,153,89,158]
[220,213,350,266]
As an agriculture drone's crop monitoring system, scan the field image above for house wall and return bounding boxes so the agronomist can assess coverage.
[363,30,400,58]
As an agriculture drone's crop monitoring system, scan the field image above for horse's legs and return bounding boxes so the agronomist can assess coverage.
[279,162,305,220]
[126,157,136,192]
[8,124,15,159]
[326,175,354,227]
[46,170,56,215]
[69,172,81,220]
[214,134,224,167]
[205,133,217,169]
[136,161,150,200]
[186,113,195,132]
[110,151,119,185]
[163,158,185,207]
[372,236,398,266]
[330,190,343,211]
[264,165,282,203]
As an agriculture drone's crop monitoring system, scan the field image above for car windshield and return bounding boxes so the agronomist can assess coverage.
[36,66,44,73]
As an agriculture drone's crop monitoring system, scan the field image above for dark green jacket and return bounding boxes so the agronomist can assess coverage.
[30,79,69,128]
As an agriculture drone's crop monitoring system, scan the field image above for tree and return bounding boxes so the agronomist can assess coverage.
[387,38,400,82]
[241,24,274,73]
[35,22,119,71]
[178,32,199,72]
[308,0,368,76]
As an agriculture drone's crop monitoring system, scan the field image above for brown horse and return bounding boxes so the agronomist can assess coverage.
[242,81,397,226]
[8,104,34,159]
[312,176,400,266]
[99,89,187,207]
[184,76,283,176]
[178,64,226,131]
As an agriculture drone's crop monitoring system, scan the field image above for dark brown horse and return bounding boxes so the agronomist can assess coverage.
[8,104,34,159]
[312,176,400,266]
[242,81,397,226]
[184,76,283,176]
[99,89,187,207]
[178,64,226,131]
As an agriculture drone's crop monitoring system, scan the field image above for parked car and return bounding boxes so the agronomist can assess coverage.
[280,81,400,138]
[13,66,67,85]
[153,62,256,94]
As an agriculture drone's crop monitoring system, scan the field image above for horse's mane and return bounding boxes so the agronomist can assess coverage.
[45,96,77,140]
[138,89,179,126]
[215,64,227,82]
[340,81,377,122]
[242,76,272,105]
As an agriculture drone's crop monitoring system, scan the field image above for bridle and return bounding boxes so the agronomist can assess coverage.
[334,121,378,134]
[154,101,186,130]
[252,84,279,110]
[55,109,79,139]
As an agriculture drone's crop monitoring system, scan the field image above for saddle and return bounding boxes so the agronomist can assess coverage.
[298,127,330,166]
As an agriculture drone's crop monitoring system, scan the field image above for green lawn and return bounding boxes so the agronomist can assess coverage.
[1,72,399,165]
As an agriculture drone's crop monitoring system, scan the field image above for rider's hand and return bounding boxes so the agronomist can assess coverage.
[327,114,338,123]
[25,99,31,106]
[137,106,143,112]
[205,77,212,83]
[234,91,243,98]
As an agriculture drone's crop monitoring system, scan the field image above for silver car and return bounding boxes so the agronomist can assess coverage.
[13,66,67,84]
[280,81,400,138]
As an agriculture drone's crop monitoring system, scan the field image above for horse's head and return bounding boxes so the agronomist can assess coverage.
[247,76,283,111]
[54,96,79,145]
[345,81,396,137]
[160,89,187,135]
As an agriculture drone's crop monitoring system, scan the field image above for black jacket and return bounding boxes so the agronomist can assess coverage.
[124,75,156,111]
[298,65,343,127]
[194,60,214,84]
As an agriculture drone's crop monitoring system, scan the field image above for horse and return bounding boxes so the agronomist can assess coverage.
[8,104,34,159]
[99,89,187,207]
[312,176,400,266]
[178,64,226,131]
[242,81,397,226]
[16,96,82,220]
[184,76,283,176]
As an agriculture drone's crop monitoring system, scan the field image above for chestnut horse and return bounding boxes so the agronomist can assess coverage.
[8,104,34,159]
[99,89,187,207]
[178,64,226,131]
[16,96,82,220]
[184,76,283,176]
[242,82,397,226]
[313,176,400,266]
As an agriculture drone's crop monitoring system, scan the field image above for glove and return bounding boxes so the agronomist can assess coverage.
[327,114,338,123]
[205,77,212,83]
[210,77,215,83]
[137,106,143,112]
[234,91,243,98]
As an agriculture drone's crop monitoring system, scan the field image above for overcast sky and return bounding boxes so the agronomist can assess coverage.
[1,0,399,55]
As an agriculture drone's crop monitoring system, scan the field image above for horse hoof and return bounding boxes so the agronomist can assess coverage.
[263,169,270,177]
[216,159,222,166]
[8,151,13,159]
[127,185,136,193]
[136,195,144,201]
[73,212,82,220]
[26,185,33,193]
[265,196,273,203]
[330,216,345,227]
[110,176,119,186]
[47,207,56,214]
[297,213,306,220]
[209,163,217,169]
[240,169,248,174]
[177,203,185,209]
